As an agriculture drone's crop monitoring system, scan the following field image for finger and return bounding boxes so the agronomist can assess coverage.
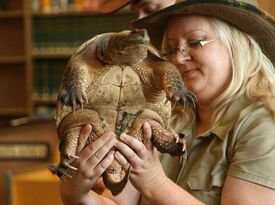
[115,137,143,167]
[81,149,115,179]
[119,133,147,159]
[79,131,115,161]
[78,136,116,178]
[92,150,115,178]
[77,124,92,154]
[142,122,153,151]
[87,136,117,164]
[114,151,130,171]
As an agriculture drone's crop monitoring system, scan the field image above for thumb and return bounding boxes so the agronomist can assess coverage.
[142,122,153,151]
[77,124,92,153]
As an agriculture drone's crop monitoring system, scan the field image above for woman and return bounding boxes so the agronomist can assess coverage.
[60,0,275,204]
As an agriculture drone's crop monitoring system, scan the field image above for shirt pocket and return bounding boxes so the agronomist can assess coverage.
[187,168,225,191]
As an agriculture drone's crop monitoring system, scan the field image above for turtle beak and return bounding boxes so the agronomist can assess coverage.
[141,38,150,45]
[131,29,150,45]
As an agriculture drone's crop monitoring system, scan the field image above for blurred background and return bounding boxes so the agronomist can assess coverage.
[0,0,274,205]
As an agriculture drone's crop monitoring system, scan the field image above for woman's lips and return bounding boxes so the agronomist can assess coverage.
[183,69,197,79]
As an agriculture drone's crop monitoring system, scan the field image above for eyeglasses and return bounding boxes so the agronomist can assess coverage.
[160,38,218,59]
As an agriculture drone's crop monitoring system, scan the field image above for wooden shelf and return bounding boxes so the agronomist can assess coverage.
[0,0,29,123]
[34,99,56,106]
[0,10,24,18]
[0,108,27,116]
[0,55,26,64]
[32,52,72,59]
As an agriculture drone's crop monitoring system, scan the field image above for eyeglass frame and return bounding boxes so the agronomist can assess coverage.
[160,38,218,59]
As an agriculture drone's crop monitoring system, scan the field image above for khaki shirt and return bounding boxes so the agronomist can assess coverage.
[139,96,275,205]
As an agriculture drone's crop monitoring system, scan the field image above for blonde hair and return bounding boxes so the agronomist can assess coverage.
[166,16,275,131]
[210,18,275,127]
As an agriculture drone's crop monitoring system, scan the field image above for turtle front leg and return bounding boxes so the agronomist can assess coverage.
[59,61,91,111]
[153,62,195,106]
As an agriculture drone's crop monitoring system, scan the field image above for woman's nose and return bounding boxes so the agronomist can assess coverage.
[170,50,191,65]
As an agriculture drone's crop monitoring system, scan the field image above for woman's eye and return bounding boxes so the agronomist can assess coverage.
[160,48,175,56]
[188,40,204,48]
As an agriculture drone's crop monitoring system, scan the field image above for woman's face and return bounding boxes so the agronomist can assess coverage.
[166,15,232,105]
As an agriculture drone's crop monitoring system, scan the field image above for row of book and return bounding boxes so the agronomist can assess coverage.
[32,14,135,54]
[33,59,66,102]
[31,0,102,12]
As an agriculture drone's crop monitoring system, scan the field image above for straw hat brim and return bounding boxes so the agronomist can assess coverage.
[132,0,275,66]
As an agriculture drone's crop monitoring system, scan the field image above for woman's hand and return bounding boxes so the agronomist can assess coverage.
[59,124,117,204]
[114,122,167,197]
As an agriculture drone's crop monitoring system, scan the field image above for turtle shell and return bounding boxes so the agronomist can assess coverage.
[52,29,193,195]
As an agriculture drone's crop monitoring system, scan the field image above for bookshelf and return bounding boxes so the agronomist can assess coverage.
[0,0,31,121]
[0,0,135,122]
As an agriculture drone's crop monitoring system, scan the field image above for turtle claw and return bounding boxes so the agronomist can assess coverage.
[59,82,87,111]
[175,135,186,153]
[60,176,68,182]
[62,171,72,179]
[67,164,78,171]
[64,154,79,162]
[57,168,73,181]
[68,155,79,160]
[48,163,73,179]
[63,158,79,170]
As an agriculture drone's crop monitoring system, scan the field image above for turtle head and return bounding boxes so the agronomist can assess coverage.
[96,29,150,65]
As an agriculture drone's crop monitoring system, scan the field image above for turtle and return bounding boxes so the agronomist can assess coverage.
[50,29,194,195]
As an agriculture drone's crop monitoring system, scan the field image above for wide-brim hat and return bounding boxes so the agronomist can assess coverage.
[132,0,275,66]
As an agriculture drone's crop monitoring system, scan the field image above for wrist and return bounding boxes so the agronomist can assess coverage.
[59,177,91,205]
[141,171,168,200]
[141,177,205,205]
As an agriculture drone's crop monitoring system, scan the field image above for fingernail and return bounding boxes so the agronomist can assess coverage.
[106,131,114,139]
[109,150,115,156]
[111,137,118,144]
[120,133,126,140]
[143,122,149,128]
